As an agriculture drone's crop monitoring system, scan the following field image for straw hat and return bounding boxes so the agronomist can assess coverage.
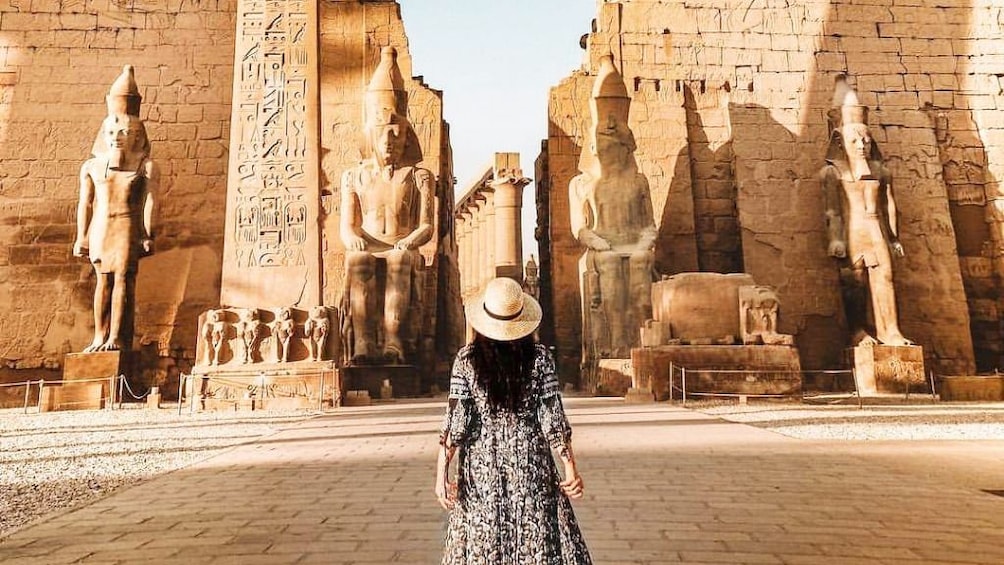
[466,277,542,342]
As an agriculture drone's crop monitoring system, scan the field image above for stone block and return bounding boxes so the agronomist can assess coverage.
[632,345,802,401]
[848,344,926,396]
[341,366,419,400]
[595,358,633,397]
[938,376,1004,401]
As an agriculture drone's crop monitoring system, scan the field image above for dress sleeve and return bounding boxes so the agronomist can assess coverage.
[536,346,572,459]
[439,348,475,448]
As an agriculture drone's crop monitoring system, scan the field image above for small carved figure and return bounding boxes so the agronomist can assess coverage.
[569,54,656,357]
[304,306,330,361]
[340,46,435,365]
[235,308,262,364]
[272,307,296,363]
[821,76,911,346]
[739,286,795,346]
[523,255,540,299]
[202,310,228,365]
[73,66,157,353]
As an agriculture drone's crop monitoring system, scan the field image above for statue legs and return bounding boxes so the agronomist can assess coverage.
[384,249,414,365]
[595,251,628,353]
[85,271,133,352]
[868,263,910,345]
[628,249,654,336]
[346,251,378,362]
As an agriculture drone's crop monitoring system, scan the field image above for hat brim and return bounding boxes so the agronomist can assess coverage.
[465,292,542,342]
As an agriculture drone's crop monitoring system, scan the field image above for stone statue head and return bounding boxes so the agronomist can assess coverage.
[207,309,219,323]
[276,307,292,321]
[310,306,327,320]
[824,75,882,170]
[92,65,151,159]
[241,308,259,323]
[101,113,145,157]
[580,54,636,176]
[363,47,423,167]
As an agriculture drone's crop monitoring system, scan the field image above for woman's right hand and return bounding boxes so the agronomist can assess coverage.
[560,463,584,499]
[435,477,457,510]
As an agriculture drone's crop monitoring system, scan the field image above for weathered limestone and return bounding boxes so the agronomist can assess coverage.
[339,46,435,366]
[74,65,158,355]
[570,54,656,363]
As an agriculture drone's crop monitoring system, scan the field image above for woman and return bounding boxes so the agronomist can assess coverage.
[436,277,592,564]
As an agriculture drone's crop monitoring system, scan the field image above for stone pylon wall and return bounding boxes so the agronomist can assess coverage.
[0,1,236,370]
[0,0,463,381]
[546,0,990,383]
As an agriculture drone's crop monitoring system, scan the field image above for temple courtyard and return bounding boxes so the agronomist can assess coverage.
[2,399,1004,564]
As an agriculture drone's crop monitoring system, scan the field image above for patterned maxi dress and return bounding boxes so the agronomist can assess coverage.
[440,344,592,564]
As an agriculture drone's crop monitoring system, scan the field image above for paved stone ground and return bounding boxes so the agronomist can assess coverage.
[2,398,1004,564]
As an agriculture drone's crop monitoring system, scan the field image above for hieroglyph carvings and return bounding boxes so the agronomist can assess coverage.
[221,0,321,308]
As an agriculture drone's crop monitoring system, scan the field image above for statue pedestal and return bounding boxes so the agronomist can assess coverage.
[632,345,802,401]
[42,351,134,412]
[340,365,420,400]
[848,344,925,396]
[190,360,338,411]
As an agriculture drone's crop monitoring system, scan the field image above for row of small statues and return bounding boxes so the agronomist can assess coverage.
[202,306,332,366]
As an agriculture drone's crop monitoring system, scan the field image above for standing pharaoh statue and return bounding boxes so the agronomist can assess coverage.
[821,77,911,346]
[569,54,657,358]
[73,65,157,353]
[340,47,434,365]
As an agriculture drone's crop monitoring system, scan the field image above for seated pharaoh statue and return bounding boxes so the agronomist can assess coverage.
[820,76,911,347]
[569,54,657,358]
[340,47,434,365]
[74,65,158,353]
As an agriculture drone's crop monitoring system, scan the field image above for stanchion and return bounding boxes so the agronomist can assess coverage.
[177,374,186,416]
[681,367,687,407]
[118,375,125,409]
[23,380,32,414]
[38,379,45,412]
[668,361,674,402]
[318,371,325,412]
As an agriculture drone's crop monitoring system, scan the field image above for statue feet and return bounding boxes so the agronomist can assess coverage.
[83,338,104,353]
[97,340,122,352]
[385,343,405,365]
[852,330,878,347]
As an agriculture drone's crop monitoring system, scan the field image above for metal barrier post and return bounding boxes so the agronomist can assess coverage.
[318,371,325,412]
[23,380,32,414]
[851,367,862,410]
[108,374,116,410]
[668,362,674,402]
[37,379,45,412]
[681,367,687,407]
[177,374,186,416]
[118,375,125,409]
[928,370,937,402]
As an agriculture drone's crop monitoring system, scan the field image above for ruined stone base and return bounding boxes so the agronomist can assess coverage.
[848,344,925,396]
[624,387,656,404]
[190,360,338,411]
[594,358,633,396]
[937,376,1003,401]
[42,351,135,412]
[632,345,802,401]
[340,365,420,399]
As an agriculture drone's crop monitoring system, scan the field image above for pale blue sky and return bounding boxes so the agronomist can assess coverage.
[398,1,597,258]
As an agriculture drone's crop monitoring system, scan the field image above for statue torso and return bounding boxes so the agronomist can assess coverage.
[347,162,422,248]
[576,172,652,248]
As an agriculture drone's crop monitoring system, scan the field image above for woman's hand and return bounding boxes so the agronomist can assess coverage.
[435,444,458,510]
[560,462,584,499]
[435,476,457,510]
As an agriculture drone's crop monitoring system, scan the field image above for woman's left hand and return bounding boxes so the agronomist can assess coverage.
[435,477,457,510]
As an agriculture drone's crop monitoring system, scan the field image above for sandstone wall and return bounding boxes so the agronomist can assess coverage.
[0,1,236,372]
[546,0,987,382]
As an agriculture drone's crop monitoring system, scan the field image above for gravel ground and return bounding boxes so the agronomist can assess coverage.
[695,400,1004,440]
[0,406,313,538]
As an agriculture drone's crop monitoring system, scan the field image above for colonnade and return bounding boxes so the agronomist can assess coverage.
[455,153,530,303]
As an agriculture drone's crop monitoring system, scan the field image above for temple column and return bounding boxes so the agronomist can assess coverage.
[491,171,530,281]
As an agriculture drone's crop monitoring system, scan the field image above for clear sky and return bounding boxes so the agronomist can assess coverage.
[398,0,598,260]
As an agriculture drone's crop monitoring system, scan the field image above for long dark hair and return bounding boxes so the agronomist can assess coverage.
[470,331,536,413]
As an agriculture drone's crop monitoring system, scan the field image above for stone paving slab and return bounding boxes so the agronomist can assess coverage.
[2,398,1004,564]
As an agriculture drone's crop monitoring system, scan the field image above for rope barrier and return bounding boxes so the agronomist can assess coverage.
[119,376,150,400]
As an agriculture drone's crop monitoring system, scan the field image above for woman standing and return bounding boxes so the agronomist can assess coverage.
[436,277,592,564]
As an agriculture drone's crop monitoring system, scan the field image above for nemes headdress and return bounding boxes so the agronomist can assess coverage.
[363,46,422,166]
[92,65,151,158]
